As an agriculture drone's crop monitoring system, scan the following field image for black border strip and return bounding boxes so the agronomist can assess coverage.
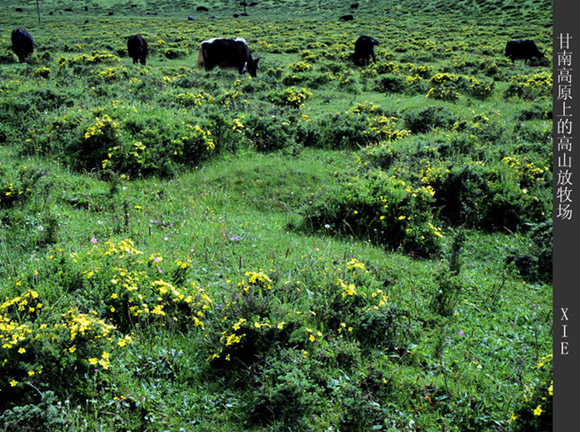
[553,1,578,430]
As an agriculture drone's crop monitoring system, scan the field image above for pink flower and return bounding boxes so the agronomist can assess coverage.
[157,266,163,273]
[91,237,97,244]
[458,330,464,337]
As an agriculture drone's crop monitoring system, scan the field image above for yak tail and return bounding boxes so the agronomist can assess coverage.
[197,46,205,70]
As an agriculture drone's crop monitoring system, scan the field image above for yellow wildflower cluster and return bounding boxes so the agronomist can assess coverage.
[0,289,43,316]
[366,115,410,142]
[241,271,274,294]
[96,66,127,83]
[522,72,552,90]
[272,87,312,110]
[59,51,121,67]
[361,61,399,78]
[338,278,358,299]
[175,91,215,107]
[34,66,51,78]
[426,86,461,101]
[1,314,33,351]
[210,323,247,362]
[83,114,119,141]
[101,239,144,258]
[232,117,245,133]
[405,74,424,84]
[502,156,546,186]
[346,258,368,274]
[288,61,313,73]
[61,309,116,343]
[430,72,461,84]
[348,101,384,116]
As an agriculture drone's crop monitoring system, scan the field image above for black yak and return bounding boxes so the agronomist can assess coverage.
[198,38,262,77]
[11,28,34,63]
[127,34,148,65]
[352,36,379,66]
[505,40,544,64]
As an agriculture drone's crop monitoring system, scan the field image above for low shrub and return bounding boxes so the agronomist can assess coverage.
[243,111,296,152]
[316,111,409,150]
[504,72,552,100]
[299,169,443,256]
[0,291,126,408]
[374,73,407,93]
[511,354,553,432]
[268,86,312,109]
[427,73,494,100]
[403,106,459,133]
[0,391,69,432]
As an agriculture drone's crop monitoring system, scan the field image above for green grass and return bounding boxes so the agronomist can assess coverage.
[1,0,552,430]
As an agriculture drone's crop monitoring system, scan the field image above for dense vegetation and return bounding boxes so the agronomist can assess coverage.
[1,0,552,431]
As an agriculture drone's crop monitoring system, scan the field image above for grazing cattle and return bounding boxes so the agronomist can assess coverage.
[339,14,355,21]
[196,6,209,12]
[351,2,359,9]
[11,28,34,63]
[15,7,24,12]
[198,38,262,77]
[127,34,148,65]
[352,35,379,66]
[505,40,544,64]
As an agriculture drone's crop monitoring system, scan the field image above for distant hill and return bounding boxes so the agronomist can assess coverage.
[2,0,552,22]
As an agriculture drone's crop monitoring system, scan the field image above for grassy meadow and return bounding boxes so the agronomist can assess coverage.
[1,0,553,430]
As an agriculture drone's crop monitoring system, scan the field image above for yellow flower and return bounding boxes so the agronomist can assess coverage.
[18,348,26,354]
[533,405,543,416]
[10,380,18,387]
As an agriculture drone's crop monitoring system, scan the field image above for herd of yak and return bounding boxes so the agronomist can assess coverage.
[10,26,545,78]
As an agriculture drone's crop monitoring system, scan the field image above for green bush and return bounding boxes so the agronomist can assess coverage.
[317,111,408,150]
[403,106,458,133]
[268,86,312,109]
[251,351,324,426]
[299,169,443,256]
[164,47,189,59]
[0,290,124,408]
[0,391,69,432]
[243,112,296,152]
[374,73,407,93]
[511,354,552,432]
[504,72,552,100]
